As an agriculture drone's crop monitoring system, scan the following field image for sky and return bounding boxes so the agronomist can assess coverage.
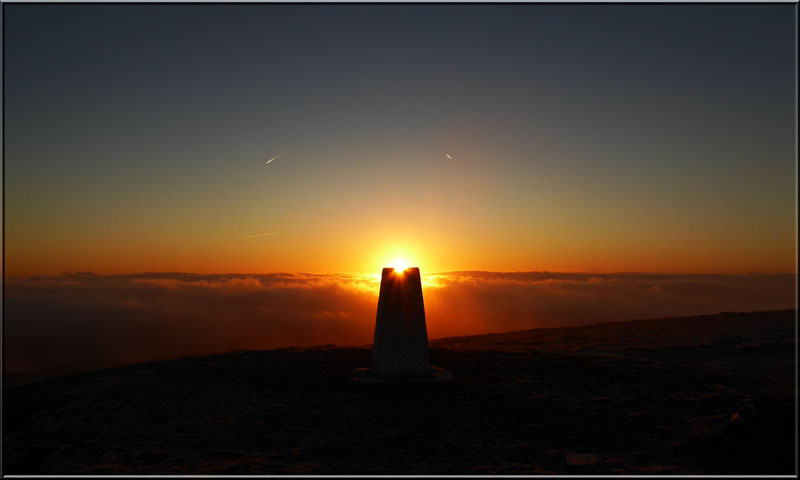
[3,4,797,275]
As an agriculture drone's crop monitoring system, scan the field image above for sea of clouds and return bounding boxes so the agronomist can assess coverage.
[4,271,795,374]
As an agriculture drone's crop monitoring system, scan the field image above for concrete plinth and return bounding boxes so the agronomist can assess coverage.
[371,267,431,377]
[350,267,452,383]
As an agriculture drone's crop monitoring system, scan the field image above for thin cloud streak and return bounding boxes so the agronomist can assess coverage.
[247,232,279,238]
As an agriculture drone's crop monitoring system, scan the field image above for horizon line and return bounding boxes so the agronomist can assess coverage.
[4,269,797,278]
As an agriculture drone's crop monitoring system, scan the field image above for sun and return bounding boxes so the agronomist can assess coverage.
[393,258,409,272]
[371,243,425,276]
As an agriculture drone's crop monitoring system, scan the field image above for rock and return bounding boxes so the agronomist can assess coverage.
[730,411,747,427]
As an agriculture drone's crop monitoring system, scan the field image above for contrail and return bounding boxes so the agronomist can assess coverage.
[266,153,282,164]
[446,154,453,160]
[247,232,279,238]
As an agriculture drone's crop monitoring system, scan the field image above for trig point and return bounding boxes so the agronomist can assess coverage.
[372,267,431,376]
[351,267,452,383]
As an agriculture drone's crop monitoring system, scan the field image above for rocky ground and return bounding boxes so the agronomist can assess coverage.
[3,309,795,474]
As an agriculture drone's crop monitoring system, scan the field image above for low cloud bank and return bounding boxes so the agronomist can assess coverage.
[4,271,795,374]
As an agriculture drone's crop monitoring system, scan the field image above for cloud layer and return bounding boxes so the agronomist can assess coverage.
[4,271,795,374]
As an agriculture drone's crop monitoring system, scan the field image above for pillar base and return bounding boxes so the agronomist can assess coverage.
[349,366,453,384]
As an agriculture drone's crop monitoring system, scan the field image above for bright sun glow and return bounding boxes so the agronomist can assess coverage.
[370,243,426,276]
[393,258,409,272]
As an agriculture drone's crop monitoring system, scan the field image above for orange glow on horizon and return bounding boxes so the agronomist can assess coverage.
[4,181,795,277]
